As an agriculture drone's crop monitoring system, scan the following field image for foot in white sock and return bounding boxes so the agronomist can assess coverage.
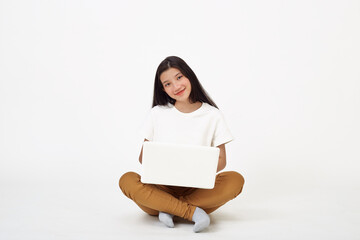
[192,207,210,233]
[158,212,174,228]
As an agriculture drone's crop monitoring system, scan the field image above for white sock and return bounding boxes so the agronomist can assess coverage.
[158,212,174,228]
[192,207,210,233]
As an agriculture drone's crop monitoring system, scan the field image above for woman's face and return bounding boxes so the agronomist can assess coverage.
[160,67,192,103]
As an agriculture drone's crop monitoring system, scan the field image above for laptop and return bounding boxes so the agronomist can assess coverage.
[140,141,220,189]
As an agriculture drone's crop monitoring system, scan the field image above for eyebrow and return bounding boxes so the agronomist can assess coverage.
[161,72,182,84]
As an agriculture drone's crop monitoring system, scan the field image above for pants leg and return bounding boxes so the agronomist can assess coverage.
[179,171,245,214]
[135,203,159,216]
[119,171,196,221]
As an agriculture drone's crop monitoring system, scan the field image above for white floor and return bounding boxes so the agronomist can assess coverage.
[1,176,359,240]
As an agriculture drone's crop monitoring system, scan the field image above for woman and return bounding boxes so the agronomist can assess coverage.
[119,56,245,233]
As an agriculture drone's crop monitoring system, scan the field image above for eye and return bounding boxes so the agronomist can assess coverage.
[177,75,183,80]
[164,83,170,87]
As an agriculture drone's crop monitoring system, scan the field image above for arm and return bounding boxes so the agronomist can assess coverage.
[139,139,149,164]
[216,144,226,172]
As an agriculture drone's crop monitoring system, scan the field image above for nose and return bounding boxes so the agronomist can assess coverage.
[173,82,181,91]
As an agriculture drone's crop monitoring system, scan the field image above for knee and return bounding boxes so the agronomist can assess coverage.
[119,171,140,193]
[226,171,245,196]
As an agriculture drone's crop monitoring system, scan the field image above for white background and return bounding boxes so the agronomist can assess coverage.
[1,0,359,239]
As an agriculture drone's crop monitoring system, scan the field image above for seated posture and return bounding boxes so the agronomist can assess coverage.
[119,56,245,233]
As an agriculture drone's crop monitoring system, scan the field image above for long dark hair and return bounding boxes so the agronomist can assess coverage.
[152,56,218,109]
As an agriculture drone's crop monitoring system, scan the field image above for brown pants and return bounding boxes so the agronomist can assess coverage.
[119,171,245,221]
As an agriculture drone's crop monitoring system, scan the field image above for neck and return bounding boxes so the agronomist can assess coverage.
[174,101,202,113]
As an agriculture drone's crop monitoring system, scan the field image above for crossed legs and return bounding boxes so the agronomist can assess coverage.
[119,171,244,220]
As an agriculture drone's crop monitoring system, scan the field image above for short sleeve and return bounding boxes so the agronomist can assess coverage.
[212,112,234,147]
[139,110,154,141]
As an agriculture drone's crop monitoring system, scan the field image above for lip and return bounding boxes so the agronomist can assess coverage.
[175,88,185,96]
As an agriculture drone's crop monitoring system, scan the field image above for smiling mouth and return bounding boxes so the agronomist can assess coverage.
[175,89,185,95]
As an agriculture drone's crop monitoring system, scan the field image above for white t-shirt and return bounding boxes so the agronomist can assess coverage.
[140,102,233,147]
